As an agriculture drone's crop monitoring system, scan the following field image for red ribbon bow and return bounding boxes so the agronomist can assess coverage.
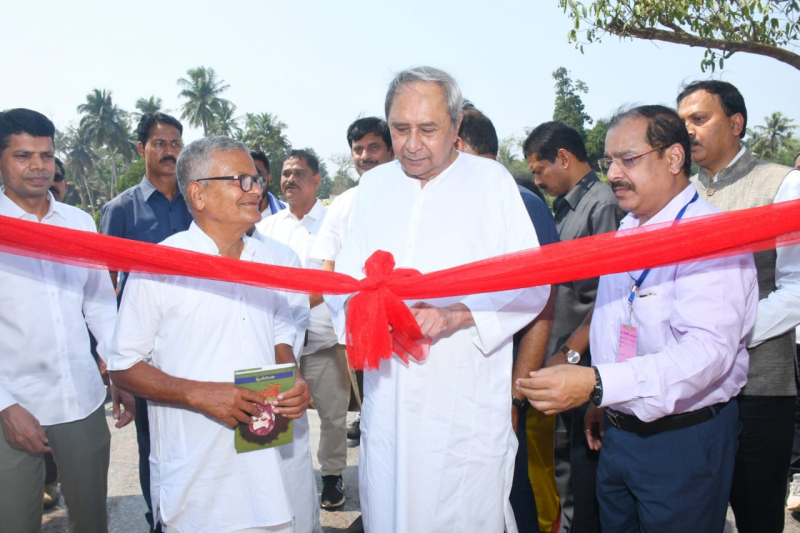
[345,250,431,370]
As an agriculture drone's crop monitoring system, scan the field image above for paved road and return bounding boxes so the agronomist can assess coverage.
[41,402,800,532]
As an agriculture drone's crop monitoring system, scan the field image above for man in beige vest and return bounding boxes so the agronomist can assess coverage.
[678,80,800,533]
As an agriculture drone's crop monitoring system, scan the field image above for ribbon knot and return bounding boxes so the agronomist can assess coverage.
[345,250,430,370]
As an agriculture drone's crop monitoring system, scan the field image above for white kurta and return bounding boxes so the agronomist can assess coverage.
[108,223,304,533]
[331,153,549,533]
[252,229,322,533]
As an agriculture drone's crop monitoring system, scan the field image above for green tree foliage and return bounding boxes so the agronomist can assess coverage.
[177,66,231,135]
[328,153,358,196]
[208,100,242,138]
[746,111,798,164]
[242,113,292,197]
[117,158,146,193]
[559,0,800,72]
[77,89,135,196]
[584,118,609,170]
[132,96,163,120]
[552,67,593,137]
[59,126,98,213]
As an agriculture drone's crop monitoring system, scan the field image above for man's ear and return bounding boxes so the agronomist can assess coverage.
[668,144,686,175]
[454,137,465,151]
[137,141,146,159]
[557,148,571,169]
[187,181,205,212]
[730,112,745,138]
[313,173,321,191]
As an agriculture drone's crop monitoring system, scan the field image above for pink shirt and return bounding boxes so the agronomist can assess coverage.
[591,184,758,422]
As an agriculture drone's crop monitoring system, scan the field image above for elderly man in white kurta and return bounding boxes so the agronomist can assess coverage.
[109,137,313,533]
[330,67,549,533]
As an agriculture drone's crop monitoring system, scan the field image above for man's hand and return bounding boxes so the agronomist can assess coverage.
[187,382,267,428]
[511,404,519,433]
[515,365,595,416]
[584,404,605,451]
[410,302,474,340]
[273,375,311,419]
[0,404,50,454]
[545,352,567,368]
[110,385,136,429]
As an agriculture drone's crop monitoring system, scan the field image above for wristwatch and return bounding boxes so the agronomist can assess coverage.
[512,396,529,414]
[560,344,581,365]
[590,366,603,406]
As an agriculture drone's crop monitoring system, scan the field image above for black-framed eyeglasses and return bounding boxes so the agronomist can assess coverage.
[195,175,264,192]
[597,149,659,172]
[53,174,65,183]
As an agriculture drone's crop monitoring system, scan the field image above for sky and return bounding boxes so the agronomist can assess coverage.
[2,0,798,172]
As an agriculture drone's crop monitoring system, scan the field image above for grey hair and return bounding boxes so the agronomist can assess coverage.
[176,136,250,202]
[384,66,463,130]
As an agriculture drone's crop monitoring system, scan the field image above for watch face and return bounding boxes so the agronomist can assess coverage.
[567,350,581,364]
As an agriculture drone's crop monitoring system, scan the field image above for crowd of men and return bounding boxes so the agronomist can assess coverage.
[1,67,800,533]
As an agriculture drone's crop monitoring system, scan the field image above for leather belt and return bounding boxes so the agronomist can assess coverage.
[604,401,729,436]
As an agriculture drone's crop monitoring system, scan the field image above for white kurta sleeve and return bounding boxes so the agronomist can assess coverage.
[0,385,17,413]
[108,273,163,371]
[462,169,549,354]
[750,169,800,346]
[272,289,299,350]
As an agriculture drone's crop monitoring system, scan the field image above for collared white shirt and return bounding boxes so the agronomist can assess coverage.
[310,186,358,262]
[256,200,337,356]
[108,222,298,532]
[591,184,758,422]
[0,191,116,426]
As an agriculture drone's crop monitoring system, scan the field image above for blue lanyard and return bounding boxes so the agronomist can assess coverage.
[627,192,699,309]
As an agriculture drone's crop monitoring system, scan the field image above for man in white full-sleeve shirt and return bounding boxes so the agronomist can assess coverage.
[0,108,135,533]
[519,105,758,532]
[109,137,312,533]
[329,67,549,533]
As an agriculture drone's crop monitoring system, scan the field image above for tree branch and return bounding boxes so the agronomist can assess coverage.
[604,20,800,70]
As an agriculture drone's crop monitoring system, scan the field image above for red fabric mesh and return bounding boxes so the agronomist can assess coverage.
[2,198,800,370]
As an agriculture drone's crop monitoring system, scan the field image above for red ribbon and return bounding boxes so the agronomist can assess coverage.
[2,199,800,370]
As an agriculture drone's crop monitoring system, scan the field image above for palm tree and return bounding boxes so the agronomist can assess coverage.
[61,126,99,213]
[131,96,164,120]
[242,112,291,157]
[177,66,231,135]
[77,89,136,194]
[208,100,242,138]
[751,112,797,160]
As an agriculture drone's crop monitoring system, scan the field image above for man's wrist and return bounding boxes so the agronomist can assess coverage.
[589,366,603,406]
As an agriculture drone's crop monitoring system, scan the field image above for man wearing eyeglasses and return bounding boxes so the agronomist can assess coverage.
[109,136,313,533]
[522,121,622,533]
[518,105,757,531]
[677,81,800,533]
[255,149,351,511]
[49,157,67,202]
[99,112,192,533]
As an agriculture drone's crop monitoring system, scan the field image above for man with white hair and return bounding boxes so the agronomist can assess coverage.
[330,67,549,533]
[109,136,314,533]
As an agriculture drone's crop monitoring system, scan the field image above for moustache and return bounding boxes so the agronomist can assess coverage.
[160,156,177,164]
[358,159,379,167]
[611,180,635,192]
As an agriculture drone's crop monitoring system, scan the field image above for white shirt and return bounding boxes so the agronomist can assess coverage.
[310,186,358,262]
[256,200,338,356]
[0,191,116,426]
[591,184,758,422]
[108,223,297,533]
[250,229,321,533]
[749,168,800,345]
[329,154,549,533]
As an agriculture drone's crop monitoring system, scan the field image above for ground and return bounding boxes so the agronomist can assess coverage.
[40,402,800,532]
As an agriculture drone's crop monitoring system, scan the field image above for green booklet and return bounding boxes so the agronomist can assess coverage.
[234,363,295,454]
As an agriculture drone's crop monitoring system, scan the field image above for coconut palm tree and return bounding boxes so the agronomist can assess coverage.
[242,112,291,157]
[177,66,231,135]
[208,100,242,138]
[60,126,99,213]
[77,89,136,194]
[751,112,797,160]
[131,96,164,120]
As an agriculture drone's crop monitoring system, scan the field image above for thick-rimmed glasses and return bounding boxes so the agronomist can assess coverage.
[597,149,659,172]
[195,175,264,192]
